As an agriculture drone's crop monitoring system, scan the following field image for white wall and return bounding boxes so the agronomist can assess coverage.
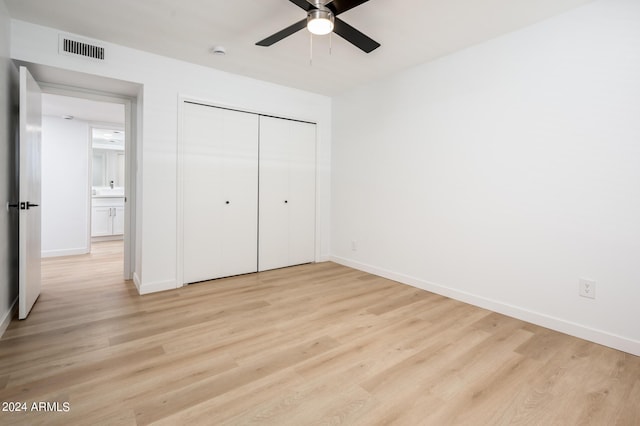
[41,115,90,257]
[0,0,17,336]
[10,19,332,294]
[332,0,640,355]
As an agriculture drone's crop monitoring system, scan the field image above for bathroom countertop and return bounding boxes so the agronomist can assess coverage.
[92,194,125,199]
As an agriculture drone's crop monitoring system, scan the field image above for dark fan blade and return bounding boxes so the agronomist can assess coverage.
[256,19,307,46]
[327,0,370,15]
[289,0,316,12]
[333,17,380,53]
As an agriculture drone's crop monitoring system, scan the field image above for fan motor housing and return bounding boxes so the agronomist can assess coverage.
[308,8,334,22]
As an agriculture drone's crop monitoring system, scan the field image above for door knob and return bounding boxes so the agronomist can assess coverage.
[284,200,288,204]
[225,201,230,204]
[26,202,39,209]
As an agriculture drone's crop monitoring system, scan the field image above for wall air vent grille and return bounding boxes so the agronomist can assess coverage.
[58,35,105,61]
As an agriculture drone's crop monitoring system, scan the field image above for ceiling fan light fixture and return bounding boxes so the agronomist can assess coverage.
[307,9,334,35]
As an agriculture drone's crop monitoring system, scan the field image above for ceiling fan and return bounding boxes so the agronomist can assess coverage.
[256,0,380,53]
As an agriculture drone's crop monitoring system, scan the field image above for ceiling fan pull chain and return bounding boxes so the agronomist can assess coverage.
[329,32,332,55]
[309,33,313,66]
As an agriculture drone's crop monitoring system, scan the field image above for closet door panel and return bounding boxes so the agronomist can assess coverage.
[258,117,290,271]
[219,122,259,277]
[259,116,316,271]
[219,111,259,278]
[287,121,316,266]
[183,103,258,284]
[183,103,224,283]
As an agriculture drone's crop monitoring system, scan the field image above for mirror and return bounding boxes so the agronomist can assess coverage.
[92,151,106,187]
[91,128,125,191]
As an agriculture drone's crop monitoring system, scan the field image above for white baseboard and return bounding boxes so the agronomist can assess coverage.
[330,255,640,357]
[42,247,89,258]
[92,235,124,243]
[134,273,176,295]
[0,297,18,338]
[133,272,142,293]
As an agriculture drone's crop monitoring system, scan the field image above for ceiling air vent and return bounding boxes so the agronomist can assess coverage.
[58,35,105,61]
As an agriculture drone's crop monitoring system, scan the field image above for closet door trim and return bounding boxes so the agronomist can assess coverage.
[184,100,316,125]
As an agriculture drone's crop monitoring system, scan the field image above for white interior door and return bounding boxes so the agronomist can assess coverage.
[18,66,43,319]
[182,103,259,284]
[259,117,316,271]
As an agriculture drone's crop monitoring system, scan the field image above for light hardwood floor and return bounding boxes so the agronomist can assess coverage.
[0,241,638,425]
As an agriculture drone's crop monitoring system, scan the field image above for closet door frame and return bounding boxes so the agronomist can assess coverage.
[177,97,318,287]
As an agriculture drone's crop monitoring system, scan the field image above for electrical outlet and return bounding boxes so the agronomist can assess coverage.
[579,279,596,299]
[351,240,357,251]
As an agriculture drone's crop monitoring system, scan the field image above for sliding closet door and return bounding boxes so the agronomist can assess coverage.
[259,116,316,271]
[182,103,258,284]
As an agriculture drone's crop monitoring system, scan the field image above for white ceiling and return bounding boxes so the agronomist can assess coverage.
[6,0,594,96]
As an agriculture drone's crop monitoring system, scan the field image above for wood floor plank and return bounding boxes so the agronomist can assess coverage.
[0,346,165,402]
[0,240,638,425]
[148,369,310,426]
[221,372,372,426]
[133,336,340,425]
[616,379,640,424]
[59,351,238,424]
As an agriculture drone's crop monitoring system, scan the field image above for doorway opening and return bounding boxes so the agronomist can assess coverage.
[12,61,141,322]
[39,88,134,281]
[89,126,126,246]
